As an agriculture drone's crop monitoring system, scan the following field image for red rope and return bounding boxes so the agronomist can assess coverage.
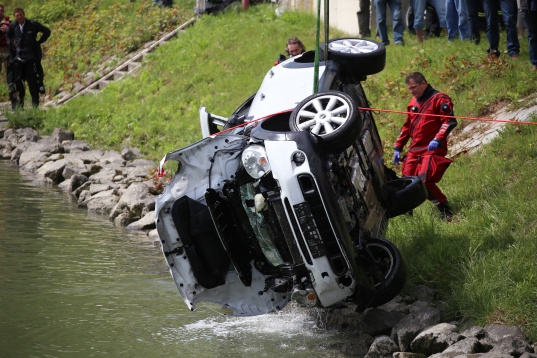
[358,107,537,125]
[213,106,536,138]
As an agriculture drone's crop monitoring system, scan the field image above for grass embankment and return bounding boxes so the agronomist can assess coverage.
[0,0,194,100]
[6,3,537,342]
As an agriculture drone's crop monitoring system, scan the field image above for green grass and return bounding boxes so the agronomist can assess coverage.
[4,2,537,342]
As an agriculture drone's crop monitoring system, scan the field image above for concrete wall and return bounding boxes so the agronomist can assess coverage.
[280,0,411,37]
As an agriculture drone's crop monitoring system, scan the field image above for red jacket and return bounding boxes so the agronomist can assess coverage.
[394,85,457,156]
[0,16,10,47]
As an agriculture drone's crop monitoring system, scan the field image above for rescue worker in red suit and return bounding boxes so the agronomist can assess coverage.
[393,72,457,219]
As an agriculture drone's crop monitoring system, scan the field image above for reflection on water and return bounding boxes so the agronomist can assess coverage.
[0,161,351,357]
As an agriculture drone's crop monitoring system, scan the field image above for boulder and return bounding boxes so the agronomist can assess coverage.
[391,301,441,351]
[126,211,156,230]
[410,323,462,356]
[365,335,399,358]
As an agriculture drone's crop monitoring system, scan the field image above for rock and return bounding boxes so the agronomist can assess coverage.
[114,212,135,227]
[148,228,160,243]
[68,174,89,194]
[77,190,91,207]
[89,183,116,195]
[410,323,462,356]
[86,194,119,214]
[377,296,411,315]
[100,150,125,165]
[72,180,91,198]
[365,335,399,358]
[62,139,90,153]
[88,167,119,184]
[17,127,39,142]
[10,146,24,162]
[20,159,46,173]
[19,150,49,167]
[27,138,63,154]
[121,146,141,161]
[391,301,441,351]
[480,324,531,357]
[439,337,481,355]
[58,178,71,191]
[460,326,485,339]
[126,210,156,230]
[109,182,155,222]
[363,308,406,336]
[69,149,104,163]
[36,159,66,184]
[51,128,74,143]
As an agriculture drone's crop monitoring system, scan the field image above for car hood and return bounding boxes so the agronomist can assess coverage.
[248,56,327,121]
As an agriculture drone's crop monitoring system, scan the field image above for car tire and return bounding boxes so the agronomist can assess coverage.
[319,38,386,77]
[386,176,428,218]
[289,91,362,153]
[362,237,407,307]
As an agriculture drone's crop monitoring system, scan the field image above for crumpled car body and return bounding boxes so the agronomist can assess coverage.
[155,38,427,316]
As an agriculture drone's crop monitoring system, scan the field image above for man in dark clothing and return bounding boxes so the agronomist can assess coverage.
[393,72,457,220]
[6,7,50,109]
[466,0,481,44]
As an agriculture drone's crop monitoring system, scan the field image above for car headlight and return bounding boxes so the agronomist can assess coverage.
[241,144,271,179]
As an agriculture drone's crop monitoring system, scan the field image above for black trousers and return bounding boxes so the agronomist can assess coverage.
[9,60,40,109]
[466,0,482,44]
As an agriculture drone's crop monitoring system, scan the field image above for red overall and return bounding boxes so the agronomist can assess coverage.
[394,86,457,204]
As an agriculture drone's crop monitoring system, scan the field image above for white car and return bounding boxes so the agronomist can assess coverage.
[155,38,427,316]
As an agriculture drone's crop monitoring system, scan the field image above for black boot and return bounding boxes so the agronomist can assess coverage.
[436,201,454,221]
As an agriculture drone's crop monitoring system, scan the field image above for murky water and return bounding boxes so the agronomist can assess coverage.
[0,161,353,357]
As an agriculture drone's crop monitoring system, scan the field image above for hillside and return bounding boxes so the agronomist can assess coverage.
[3,2,537,342]
[0,0,194,100]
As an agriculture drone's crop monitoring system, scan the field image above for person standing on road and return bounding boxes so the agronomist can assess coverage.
[393,72,457,220]
[6,7,50,109]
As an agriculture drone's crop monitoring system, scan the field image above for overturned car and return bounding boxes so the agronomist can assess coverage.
[155,38,427,316]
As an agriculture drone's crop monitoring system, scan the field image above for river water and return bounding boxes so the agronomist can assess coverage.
[0,160,354,357]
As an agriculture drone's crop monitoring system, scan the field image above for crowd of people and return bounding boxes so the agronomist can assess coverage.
[0,6,50,110]
[358,0,537,71]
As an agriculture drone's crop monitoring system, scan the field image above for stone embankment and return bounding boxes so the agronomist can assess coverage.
[1,126,536,358]
[0,126,160,242]
[315,285,537,358]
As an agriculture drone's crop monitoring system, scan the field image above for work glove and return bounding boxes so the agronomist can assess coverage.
[428,139,440,151]
[393,150,401,165]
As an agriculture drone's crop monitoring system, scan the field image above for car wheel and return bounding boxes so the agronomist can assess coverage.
[386,176,427,218]
[319,38,386,77]
[289,91,361,153]
[362,237,407,307]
